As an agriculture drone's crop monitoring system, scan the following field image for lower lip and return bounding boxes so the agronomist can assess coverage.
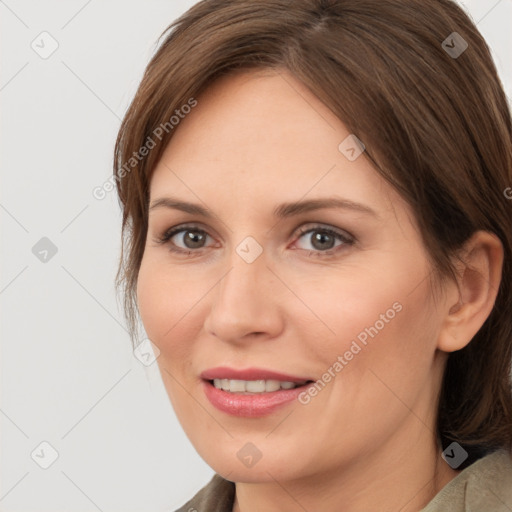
[202,380,312,417]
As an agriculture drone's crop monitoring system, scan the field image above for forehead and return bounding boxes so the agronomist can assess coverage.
[149,69,411,225]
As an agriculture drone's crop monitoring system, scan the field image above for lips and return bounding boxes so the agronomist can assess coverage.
[200,367,315,417]
[200,366,312,383]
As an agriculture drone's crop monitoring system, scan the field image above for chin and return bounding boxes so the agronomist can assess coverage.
[202,445,308,483]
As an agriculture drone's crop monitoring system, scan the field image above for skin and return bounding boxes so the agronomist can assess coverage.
[136,68,503,511]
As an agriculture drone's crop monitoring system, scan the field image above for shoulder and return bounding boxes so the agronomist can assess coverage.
[173,473,235,512]
[421,448,512,512]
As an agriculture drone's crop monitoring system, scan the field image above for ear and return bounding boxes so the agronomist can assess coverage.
[437,231,504,353]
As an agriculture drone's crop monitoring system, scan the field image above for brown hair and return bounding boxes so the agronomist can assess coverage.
[113,0,512,465]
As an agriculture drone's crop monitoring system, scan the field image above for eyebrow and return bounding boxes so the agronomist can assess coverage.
[149,196,379,219]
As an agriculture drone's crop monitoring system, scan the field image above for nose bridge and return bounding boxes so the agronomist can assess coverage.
[217,245,268,315]
[222,232,270,293]
[204,242,281,341]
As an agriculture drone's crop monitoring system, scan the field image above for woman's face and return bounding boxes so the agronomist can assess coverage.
[137,69,451,483]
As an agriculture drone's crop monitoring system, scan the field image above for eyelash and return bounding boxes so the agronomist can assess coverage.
[154,223,355,258]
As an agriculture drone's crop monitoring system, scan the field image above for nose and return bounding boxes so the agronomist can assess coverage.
[203,247,284,344]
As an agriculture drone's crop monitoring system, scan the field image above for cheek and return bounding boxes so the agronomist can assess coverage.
[292,277,439,451]
[136,258,203,413]
[136,259,167,342]
[136,256,203,357]
[294,262,437,381]
[288,269,402,356]
[332,283,439,414]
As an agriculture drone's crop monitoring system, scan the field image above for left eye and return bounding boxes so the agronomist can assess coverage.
[293,227,353,252]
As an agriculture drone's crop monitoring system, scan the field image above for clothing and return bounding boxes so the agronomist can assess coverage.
[174,449,512,511]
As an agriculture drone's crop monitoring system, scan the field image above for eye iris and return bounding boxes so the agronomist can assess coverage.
[183,230,205,249]
[312,231,335,250]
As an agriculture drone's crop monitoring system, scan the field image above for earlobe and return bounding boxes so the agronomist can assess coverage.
[437,231,503,353]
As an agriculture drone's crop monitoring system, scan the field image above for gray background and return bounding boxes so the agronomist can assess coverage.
[1,1,511,510]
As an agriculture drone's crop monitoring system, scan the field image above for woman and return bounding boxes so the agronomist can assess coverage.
[113,0,512,510]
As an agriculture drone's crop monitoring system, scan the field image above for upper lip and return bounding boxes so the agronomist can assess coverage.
[200,367,313,384]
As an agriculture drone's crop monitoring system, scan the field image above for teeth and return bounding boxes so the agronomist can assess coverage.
[229,379,246,392]
[263,380,281,392]
[212,378,305,393]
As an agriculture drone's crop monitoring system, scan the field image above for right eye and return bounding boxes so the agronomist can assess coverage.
[155,225,216,254]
